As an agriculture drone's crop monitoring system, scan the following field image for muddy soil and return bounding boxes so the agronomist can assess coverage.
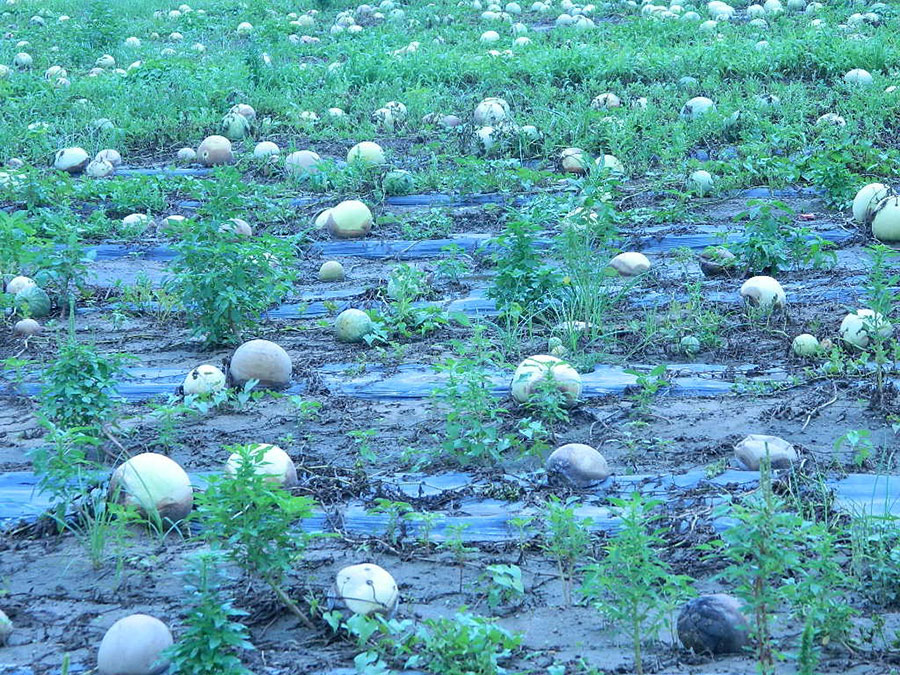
[1,185,899,674]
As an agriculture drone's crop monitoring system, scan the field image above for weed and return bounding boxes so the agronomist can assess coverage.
[624,364,669,417]
[39,328,130,432]
[729,199,835,276]
[541,496,593,605]
[480,564,525,610]
[164,551,255,675]
[581,493,694,675]
[432,331,521,466]
[488,216,561,316]
[195,443,318,627]
[169,221,296,346]
[861,245,898,407]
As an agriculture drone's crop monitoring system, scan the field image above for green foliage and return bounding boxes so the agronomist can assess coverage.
[623,364,669,416]
[195,443,317,621]
[480,564,525,610]
[431,331,522,466]
[169,221,296,346]
[728,200,835,276]
[34,219,95,313]
[541,496,593,605]
[40,331,129,432]
[164,551,255,675]
[341,612,522,675]
[0,210,36,276]
[581,493,694,675]
[862,245,899,406]
[705,461,856,674]
[488,216,561,315]
[30,425,104,523]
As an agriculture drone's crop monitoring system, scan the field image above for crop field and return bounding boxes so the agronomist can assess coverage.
[2,0,900,672]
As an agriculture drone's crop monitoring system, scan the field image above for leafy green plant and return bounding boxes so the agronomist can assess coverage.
[541,496,593,605]
[34,220,95,316]
[703,460,853,674]
[480,564,525,610]
[623,364,669,417]
[338,612,522,675]
[488,216,561,316]
[0,210,37,277]
[194,443,318,627]
[861,245,898,407]
[40,328,130,432]
[729,199,835,275]
[169,221,296,345]
[581,493,694,675]
[368,498,414,546]
[164,551,255,675]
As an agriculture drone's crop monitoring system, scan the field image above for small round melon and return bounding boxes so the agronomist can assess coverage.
[734,434,797,470]
[335,308,373,342]
[15,286,51,318]
[96,149,123,167]
[228,339,292,388]
[595,154,625,175]
[253,141,280,159]
[688,169,714,196]
[739,276,785,310]
[53,147,90,173]
[871,196,900,242]
[109,453,193,522]
[852,183,890,224]
[560,147,590,175]
[97,614,173,675]
[511,354,582,406]
[176,147,196,162]
[347,142,385,166]
[182,364,226,396]
[591,92,621,109]
[13,318,41,336]
[230,103,256,120]
[546,443,609,487]
[319,260,345,281]
[680,96,716,119]
[221,112,251,140]
[285,150,321,175]
[608,251,650,276]
[225,443,298,487]
[197,135,233,166]
[840,309,892,349]
[6,275,36,295]
[219,218,252,237]
[681,335,701,354]
[792,334,819,356]
[86,158,115,178]
[325,200,373,239]
[844,68,873,85]
[382,169,415,196]
[473,97,510,125]
[332,563,399,616]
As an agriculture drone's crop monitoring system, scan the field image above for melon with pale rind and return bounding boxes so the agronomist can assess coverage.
[511,354,582,406]
[97,614,173,675]
[225,443,298,487]
[335,308,373,342]
[182,364,226,396]
[109,453,193,522]
[332,563,399,616]
[229,339,292,388]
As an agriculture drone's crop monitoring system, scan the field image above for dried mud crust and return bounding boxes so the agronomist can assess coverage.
[1,188,899,673]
